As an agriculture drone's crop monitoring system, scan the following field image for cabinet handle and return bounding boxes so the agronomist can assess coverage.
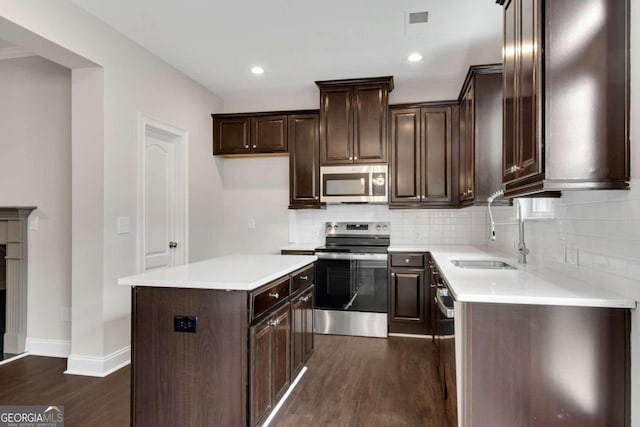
[268,291,279,299]
[354,156,358,160]
[300,295,310,303]
[244,144,249,149]
[315,196,319,200]
[252,145,257,149]
[300,275,308,281]
[268,319,280,327]
[349,156,353,161]
[405,258,410,264]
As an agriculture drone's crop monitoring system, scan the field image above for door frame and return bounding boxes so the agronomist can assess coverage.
[136,113,189,273]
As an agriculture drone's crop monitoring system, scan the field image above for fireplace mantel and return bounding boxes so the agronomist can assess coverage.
[0,206,36,354]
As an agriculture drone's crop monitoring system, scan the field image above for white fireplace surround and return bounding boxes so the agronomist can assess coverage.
[0,207,35,354]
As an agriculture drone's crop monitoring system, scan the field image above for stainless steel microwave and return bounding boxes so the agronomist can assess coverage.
[320,165,388,203]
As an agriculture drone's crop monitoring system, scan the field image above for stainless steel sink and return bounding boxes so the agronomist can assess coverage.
[451,260,517,270]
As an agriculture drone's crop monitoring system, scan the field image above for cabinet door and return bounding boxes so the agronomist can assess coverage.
[288,114,320,208]
[213,117,251,154]
[517,0,542,178]
[291,297,304,377]
[389,269,427,334]
[302,287,314,363]
[389,108,421,204]
[272,304,291,402]
[459,85,475,202]
[250,320,273,426]
[422,106,453,203]
[251,115,288,153]
[353,86,388,163]
[320,88,353,165]
[502,0,518,183]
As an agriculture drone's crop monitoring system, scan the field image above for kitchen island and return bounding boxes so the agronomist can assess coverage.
[389,245,636,427]
[118,254,317,427]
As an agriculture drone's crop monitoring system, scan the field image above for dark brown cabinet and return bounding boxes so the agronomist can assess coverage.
[213,117,251,154]
[131,261,315,427]
[213,111,317,156]
[291,285,314,378]
[498,0,630,197]
[458,64,511,206]
[316,77,393,165]
[389,253,430,335]
[250,302,291,426]
[389,104,455,208]
[288,113,321,209]
[459,83,474,204]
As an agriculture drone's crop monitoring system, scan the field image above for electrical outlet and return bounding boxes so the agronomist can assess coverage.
[565,246,578,266]
[174,315,197,333]
[248,217,256,229]
[60,306,71,322]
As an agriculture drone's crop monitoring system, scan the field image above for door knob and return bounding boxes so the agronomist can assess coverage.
[169,241,178,249]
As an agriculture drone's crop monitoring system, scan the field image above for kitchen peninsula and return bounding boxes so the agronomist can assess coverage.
[118,254,317,427]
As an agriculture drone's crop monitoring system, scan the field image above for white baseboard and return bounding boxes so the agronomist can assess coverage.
[388,333,434,339]
[65,346,130,377]
[25,338,71,358]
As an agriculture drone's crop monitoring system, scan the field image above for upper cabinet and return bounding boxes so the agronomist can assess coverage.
[289,113,321,209]
[316,77,394,165]
[389,103,456,208]
[213,113,290,155]
[498,0,630,197]
[458,64,510,205]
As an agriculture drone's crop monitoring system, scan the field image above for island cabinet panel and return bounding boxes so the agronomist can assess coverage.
[461,302,630,427]
[291,285,315,377]
[250,302,291,426]
[131,287,247,427]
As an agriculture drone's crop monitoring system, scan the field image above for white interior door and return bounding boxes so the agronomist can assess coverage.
[144,135,176,270]
[139,115,188,272]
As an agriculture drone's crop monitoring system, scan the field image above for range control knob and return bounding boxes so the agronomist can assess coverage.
[382,225,388,231]
[333,225,339,231]
[376,225,381,231]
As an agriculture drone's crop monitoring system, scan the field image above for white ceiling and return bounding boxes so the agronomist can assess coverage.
[70,0,503,101]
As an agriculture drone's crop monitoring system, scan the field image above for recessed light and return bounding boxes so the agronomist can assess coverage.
[250,66,264,75]
[408,53,423,63]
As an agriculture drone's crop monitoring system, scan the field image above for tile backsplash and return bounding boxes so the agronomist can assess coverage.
[488,182,640,284]
[289,204,489,246]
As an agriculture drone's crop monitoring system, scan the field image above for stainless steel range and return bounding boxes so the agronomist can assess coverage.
[314,221,389,338]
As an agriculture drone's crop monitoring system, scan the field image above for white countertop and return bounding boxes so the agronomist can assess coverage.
[389,244,636,309]
[117,254,317,291]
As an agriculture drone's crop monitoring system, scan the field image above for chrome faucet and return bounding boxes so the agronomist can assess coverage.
[487,189,529,264]
[515,199,529,264]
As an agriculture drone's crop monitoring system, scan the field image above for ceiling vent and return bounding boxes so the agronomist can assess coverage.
[405,11,429,36]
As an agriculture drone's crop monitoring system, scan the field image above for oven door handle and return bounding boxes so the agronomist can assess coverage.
[314,253,388,261]
[436,289,455,319]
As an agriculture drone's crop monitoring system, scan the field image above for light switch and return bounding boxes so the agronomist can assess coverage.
[117,216,130,234]
[248,217,256,229]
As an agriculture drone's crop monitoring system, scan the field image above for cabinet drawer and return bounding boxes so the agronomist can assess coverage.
[251,276,291,321]
[390,253,424,268]
[291,264,314,295]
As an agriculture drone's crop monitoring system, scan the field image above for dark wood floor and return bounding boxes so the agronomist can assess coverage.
[0,356,130,427]
[0,335,450,427]
[273,335,451,427]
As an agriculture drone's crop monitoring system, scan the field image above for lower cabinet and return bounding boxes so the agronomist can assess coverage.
[291,285,314,377]
[250,303,291,427]
[389,253,430,335]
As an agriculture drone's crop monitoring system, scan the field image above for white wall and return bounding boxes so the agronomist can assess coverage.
[222,157,289,255]
[0,56,72,348]
[0,1,224,372]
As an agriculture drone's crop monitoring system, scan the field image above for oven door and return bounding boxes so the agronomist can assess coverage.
[315,253,388,313]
